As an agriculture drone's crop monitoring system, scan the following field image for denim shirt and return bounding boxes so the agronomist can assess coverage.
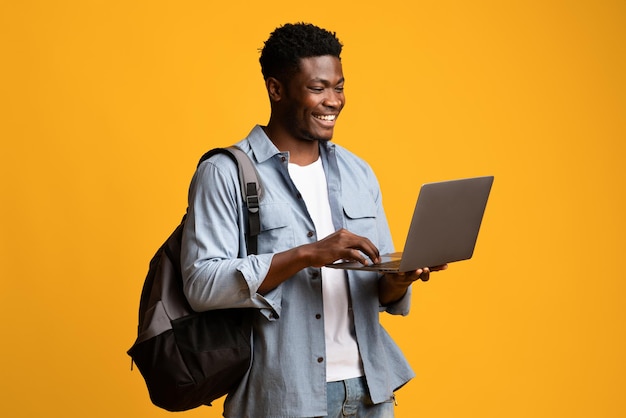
[181,125,414,417]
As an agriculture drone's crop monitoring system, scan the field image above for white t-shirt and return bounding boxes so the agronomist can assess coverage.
[288,157,364,382]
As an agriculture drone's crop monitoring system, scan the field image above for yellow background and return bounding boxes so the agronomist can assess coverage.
[1,1,624,417]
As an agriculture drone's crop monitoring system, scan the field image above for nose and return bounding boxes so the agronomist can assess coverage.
[323,90,343,109]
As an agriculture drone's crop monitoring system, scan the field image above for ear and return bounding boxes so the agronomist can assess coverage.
[266,77,284,102]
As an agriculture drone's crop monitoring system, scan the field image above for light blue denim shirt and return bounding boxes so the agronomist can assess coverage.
[181,125,414,417]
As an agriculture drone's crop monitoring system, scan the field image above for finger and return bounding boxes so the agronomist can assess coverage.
[350,239,380,264]
[331,229,380,263]
[344,249,371,266]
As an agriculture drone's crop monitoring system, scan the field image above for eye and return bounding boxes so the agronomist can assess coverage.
[335,86,344,93]
[309,86,324,93]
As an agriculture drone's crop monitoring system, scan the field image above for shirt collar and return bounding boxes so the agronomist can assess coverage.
[246,124,337,164]
[246,125,281,164]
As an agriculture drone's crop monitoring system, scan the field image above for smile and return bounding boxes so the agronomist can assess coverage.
[314,114,337,122]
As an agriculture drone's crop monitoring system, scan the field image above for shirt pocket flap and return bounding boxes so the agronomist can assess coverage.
[259,202,292,231]
[258,202,294,253]
[343,194,376,220]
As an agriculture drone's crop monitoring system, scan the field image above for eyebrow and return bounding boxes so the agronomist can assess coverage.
[310,77,345,85]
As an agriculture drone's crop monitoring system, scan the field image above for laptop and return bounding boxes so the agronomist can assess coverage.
[325,175,494,273]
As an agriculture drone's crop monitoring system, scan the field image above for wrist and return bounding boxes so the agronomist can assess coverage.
[378,274,411,306]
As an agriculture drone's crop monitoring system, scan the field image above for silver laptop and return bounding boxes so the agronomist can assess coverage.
[326,176,494,273]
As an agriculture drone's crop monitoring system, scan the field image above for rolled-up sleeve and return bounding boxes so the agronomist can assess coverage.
[180,154,277,314]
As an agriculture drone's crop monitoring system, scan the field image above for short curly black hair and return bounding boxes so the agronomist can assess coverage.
[259,22,343,81]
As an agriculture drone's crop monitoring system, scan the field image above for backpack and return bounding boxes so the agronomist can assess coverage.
[127,146,262,411]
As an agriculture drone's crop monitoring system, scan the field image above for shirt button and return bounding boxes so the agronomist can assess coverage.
[315,314,321,319]
[312,271,319,279]
[317,357,324,363]
[281,156,287,162]
[307,231,314,238]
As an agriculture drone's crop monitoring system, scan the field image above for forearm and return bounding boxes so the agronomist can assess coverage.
[258,246,313,294]
[259,228,382,294]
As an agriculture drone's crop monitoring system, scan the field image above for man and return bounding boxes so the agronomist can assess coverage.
[181,22,446,418]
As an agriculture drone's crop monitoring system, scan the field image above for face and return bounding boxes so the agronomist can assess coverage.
[277,55,345,143]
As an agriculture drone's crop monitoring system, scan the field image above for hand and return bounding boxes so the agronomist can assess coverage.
[394,264,449,283]
[307,228,380,267]
[378,264,448,306]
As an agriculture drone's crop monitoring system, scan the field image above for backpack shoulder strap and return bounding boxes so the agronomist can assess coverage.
[197,146,262,255]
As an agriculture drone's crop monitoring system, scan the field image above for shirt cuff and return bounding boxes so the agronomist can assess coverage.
[237,253,282,320]
[381,285,412,316]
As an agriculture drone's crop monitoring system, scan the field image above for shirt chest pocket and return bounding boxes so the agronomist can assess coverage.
[342,194,379,245]
[257,202,295,253]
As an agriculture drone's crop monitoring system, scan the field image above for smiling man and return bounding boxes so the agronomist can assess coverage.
[180,23,443,418]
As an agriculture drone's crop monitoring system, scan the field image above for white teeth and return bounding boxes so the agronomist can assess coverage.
[315,114,336,121]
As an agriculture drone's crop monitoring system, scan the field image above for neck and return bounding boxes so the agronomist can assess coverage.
[262,124,320,166]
